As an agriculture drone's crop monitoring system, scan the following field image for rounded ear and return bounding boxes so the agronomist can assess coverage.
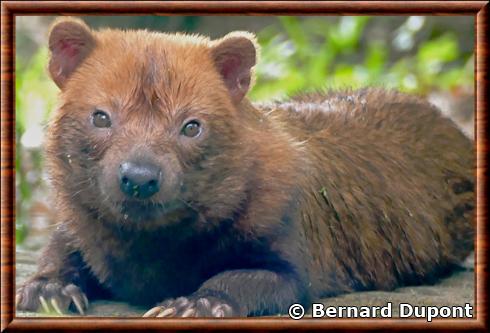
[211,32,258,103]
[48,18,95,88]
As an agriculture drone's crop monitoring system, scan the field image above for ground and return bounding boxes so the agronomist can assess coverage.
[15,248,475,318]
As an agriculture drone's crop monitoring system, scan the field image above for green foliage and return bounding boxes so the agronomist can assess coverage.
[16,47,58,133]
[16,46,58,242]
[250,17,473,101]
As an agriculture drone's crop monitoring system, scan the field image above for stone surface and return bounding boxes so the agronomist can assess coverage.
[16,248,474,318]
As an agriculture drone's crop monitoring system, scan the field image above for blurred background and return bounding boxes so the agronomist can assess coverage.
[15,15,474,250]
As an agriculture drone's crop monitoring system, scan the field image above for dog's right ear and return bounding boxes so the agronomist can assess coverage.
[48,18,95,88]
[211,32,258,104]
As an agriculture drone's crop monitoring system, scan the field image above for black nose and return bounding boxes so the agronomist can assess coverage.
[119,161,161,199]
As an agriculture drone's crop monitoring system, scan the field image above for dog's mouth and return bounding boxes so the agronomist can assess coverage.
[118,200,185,222]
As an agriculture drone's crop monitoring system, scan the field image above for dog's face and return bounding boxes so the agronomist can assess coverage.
[46,18,257,229]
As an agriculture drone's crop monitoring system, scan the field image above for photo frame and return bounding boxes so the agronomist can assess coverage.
[1,1,487,331]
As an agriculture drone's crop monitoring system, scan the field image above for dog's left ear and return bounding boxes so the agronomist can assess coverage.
[48,18,95,88]
[211,32,258,103]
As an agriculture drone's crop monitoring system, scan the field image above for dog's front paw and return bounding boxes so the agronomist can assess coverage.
[16,279,89,315]
[143,293,241,318]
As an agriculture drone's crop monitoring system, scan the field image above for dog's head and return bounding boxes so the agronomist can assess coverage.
[46,18,259,229]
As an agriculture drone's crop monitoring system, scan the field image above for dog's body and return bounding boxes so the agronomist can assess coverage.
[17,19,474,317]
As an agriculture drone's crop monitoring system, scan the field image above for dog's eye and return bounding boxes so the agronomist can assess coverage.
[182,120,201,138]
[92,110,111,128]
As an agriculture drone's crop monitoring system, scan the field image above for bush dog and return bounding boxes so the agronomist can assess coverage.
[17,18,474,317]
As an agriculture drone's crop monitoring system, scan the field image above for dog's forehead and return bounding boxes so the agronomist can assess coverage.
[86,33,215,113]
[96,30,211,68]
[94,34,173,83]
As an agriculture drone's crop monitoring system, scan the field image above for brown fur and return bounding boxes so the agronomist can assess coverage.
[17,18,474,317]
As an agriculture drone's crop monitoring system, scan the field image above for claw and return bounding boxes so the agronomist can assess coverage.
[157,308,175,317]
[212,303,231,317]
[15,294,20,307]
[182,308,196,317]
[213,308,225,317]
[39,296,51,313]
[51,298,64,315]
[197,298,210,308]
[82,293,89,309]
[71,295,85,315]
[143,306,162,317]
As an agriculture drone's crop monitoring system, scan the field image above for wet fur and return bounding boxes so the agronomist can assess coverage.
[17,19,474,316]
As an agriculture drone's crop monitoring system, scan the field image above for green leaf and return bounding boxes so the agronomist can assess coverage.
[328,16,370,53]
[364,41,387,75]
[417,33,459,66]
